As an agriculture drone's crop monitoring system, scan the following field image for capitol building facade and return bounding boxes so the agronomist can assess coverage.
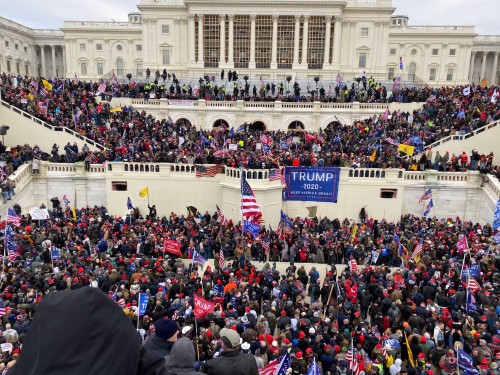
[1,0,500,86]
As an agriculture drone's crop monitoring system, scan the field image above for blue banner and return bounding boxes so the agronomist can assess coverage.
[138,293,148,316]
[494,198,500,231]
[283,167,340,203]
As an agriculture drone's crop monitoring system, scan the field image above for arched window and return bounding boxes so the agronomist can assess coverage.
[116,58,124,76]
[408,62,417,81]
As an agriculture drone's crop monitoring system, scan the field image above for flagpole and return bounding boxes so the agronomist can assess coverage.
[2,217,6,273]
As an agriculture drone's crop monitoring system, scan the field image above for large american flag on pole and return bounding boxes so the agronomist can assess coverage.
[6,208,21,227]
[410,241,423,263]
[259,353,290,375]
[269,168,283,182]
[241,172,263,224]
[418,188,433,204]
[219,250,225,270]
[346,339,360,375]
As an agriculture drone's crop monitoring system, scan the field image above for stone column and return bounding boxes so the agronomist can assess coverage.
[150,19,157,66]
[50,45,56,77]
[301,16,309,66]
[40,45,46,77]
[480,51,487,81]
[188,15,196,63]
[228,14,234,66]
[468,51,476,82]
[174,18,181,65]
[332,17,342,70]
[492,52,499,84]
[271,15,278,69]
[219,15,226,65]
[347,21,356,68]
[323,16,332,68]
[249,14,256,69]
[293,15,301,66]
[373,21,381,70]
[197,15,204,65]
[62,46,67,77]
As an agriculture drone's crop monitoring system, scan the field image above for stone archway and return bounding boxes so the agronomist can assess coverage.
[248,121,266,131]
[213,119,229,129]
[176,118,191,127]
[287,120,305,130]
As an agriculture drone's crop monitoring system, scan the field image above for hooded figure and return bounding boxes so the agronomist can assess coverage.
[165,337,199,375]
[389,358,402,375]
[9,287,166,375]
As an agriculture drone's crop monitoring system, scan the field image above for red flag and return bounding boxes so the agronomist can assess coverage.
[456,236,469,254]
[164,239,182,256]
[193,294,215,319]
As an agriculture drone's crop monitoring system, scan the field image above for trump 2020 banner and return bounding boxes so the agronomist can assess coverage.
[283,167,341,203]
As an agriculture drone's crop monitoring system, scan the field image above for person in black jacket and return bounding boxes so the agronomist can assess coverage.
[9,287,167,375]
[203,328,258,375]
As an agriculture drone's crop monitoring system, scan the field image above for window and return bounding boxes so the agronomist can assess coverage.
[97,62,104,75]
[359,52,367,68]
[447,68,454,81]
[390,48,397,55]
[24,46,27,53]
[432,48,439,56]
[15,44,19,50]
[6,60,11,72]
[117,44,123,51]
[80,62,87,75]
[429,67,437,81]
[162,50,170,65]
[16,62,20,73]
[116,58,124,76]
[5,41,9,48]
[360,27,369,37]
[25,64,29,75]
[96,43,103,51]
[408,62,417,81]
[450,48,456,56]
[136,44,142,52]
[388,67,395,80]
[411,48,417,56]
[80,43,86,51]
[162,25,170,34]
[111,182,128,191]
[255,16,273,69]
[136,63,143,76]
[380,189,397,199]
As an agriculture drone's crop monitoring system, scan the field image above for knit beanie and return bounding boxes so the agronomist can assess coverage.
[154,319,178,341]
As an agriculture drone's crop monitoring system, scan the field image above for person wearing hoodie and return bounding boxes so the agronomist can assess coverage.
[165,337,200,375]
[389,358,402,375]
[8,287,167,375]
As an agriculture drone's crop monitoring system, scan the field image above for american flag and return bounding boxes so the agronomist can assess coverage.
[0,308,6,317]
[262,236,270,255]
[213,148,228,157]
[260,76,265,89]
[7,250,17,262]
[219,250,225,270]
[346,339,360,375]
[385,138,400,146]
[418,188,433,204]
[195,164,223,177]
[467,277,481,294]
[260,133,273,146]
[241,172,263,224]
[6,208,21,227]
[116,298,126,308]
[63,195,70,207]
[216,204,226,224]
[259,353,290,375]
[410,241,423,263]
[96,81,107,94]
[269,168,283,182]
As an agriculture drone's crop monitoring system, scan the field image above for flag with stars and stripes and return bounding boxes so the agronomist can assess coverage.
[219,250,225,270]
[241,172,263,224]
[6,208,21,227]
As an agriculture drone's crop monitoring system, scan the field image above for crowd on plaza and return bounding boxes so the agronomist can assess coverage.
[0,201,497,374]
[0,73,499,178]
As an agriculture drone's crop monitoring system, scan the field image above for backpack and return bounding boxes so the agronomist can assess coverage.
[385,354,394,368]
[430,347,446,367]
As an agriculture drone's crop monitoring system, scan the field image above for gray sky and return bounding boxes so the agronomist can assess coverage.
[2,0,500,35]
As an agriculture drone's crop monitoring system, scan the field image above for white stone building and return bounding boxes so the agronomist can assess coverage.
[1,0,500,85]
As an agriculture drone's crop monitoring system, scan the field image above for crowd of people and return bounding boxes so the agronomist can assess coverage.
[0,73,498,175]
[0,201,496,374]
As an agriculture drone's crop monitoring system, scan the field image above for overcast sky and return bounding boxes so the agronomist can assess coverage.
[2,0,500,35]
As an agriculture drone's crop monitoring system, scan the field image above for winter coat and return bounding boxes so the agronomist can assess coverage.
[203,348,259,375]
[165,337,200,375]
[144,333,175,359]
[9,287,167,375]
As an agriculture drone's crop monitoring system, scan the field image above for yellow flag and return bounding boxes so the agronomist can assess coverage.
[42,79,53,91]
[398,144,415,156]
[72,208,77,221]
[404,332,415,367]
[139,187,149,197]
[109,106,122,113]
[369,149,377,162]
[351,224,358,239]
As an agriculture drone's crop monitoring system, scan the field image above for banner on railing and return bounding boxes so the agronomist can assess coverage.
[283,167,341,203]
[168,99,194,106]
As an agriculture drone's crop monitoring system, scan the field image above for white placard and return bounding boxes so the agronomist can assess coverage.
[29,208,49,220]
[228,144,238,150]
